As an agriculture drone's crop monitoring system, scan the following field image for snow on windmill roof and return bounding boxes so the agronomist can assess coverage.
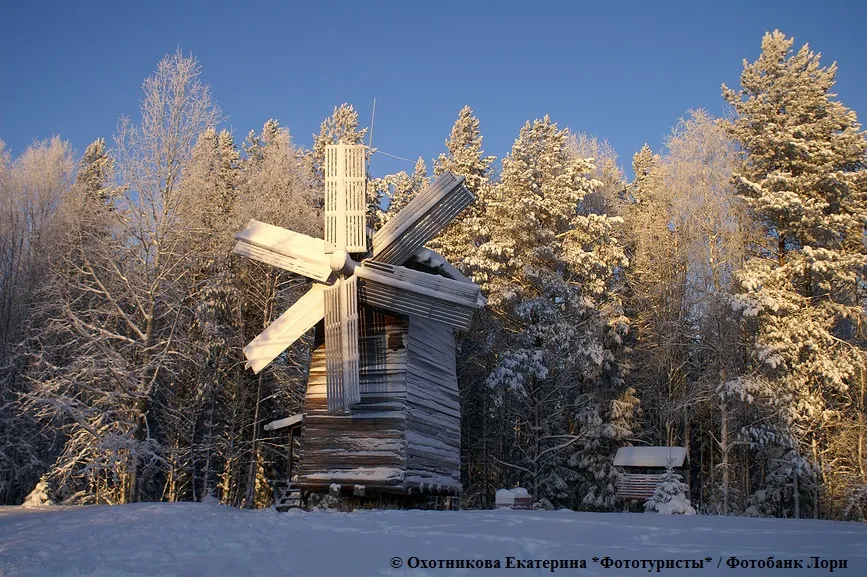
[410,247,487,307]
[613,446,687,468]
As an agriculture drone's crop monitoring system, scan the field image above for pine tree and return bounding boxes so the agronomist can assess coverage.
[379,157,429,224]
[644,463,696,514]
[310,104,367,189]
[475,116,629,509]
[626,144,661,205]
[723,30,867,518]
[430,106,495,268]
[75,139,116,207]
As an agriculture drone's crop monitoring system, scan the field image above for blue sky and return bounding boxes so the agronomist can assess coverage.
[1,0,865,179]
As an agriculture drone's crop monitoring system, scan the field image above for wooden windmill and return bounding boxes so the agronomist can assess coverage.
[234,141,483,501]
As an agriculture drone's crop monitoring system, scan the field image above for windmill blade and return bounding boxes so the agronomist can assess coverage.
[234,220,332,283]
[324,276,360,413]
[242,284,326,374]
[355,260,482,331]
[325,143,367,254]
[371,172,474,265]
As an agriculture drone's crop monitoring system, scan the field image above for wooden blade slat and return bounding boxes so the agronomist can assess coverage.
[342,276,360,410]
[324,283,343,413]
[325,143,367,254]
[243,285,326,373]
[372,172,474,265]
[234,220,332,282]
[325,277,361,413]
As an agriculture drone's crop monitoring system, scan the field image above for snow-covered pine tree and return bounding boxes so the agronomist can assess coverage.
[163,126,243,503]
[644,462,696,515]
[425,107,500,508]
[430,106,495,269]
[474,116,629,509]
[626,144,660,205]
[20,478,55,508]
[378,157,429,224]
[723,30,867,518]
[622,143,686,450]
[309,104,368,191]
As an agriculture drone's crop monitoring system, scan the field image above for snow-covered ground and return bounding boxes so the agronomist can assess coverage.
[1,503,865,576]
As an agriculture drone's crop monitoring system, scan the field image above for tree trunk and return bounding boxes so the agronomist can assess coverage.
[720,398,729,516]
[245,372,263,508]
[793,472,800,519]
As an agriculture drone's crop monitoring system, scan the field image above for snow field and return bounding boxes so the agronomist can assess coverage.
[1,503,865,576]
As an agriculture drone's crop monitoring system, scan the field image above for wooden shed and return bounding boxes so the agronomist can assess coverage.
[614,446,688,502]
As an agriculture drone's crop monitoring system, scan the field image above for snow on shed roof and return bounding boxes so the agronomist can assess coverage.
[264,413,303,431]
[614,446,687,468]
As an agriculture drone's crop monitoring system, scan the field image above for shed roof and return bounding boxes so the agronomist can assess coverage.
[614,446,687,468]
[264,413,303,431]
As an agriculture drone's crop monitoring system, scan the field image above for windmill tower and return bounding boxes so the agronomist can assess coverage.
[234,141,483,502]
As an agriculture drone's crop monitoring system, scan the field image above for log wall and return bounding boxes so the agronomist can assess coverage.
[295,308,462,495]
[295,309,409,490]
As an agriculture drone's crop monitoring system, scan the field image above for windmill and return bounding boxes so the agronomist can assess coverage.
[234,141,483,502]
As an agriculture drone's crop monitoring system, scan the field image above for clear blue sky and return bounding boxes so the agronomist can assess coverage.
[2,0,865,179]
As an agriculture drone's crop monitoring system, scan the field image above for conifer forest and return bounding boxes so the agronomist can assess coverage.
[2,30,866,522]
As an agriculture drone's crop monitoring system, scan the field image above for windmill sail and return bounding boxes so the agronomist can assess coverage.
[243,284,327,373]
[236,161,481,414]
[355,260,480,331]
[325,143,367,254]
[234,220,333,283]
[372,172,474,265]
[324,276,361,413]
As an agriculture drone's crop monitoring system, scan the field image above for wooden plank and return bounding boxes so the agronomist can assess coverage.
[358,260,480,307]
[616,474,667,500]
[234,220,332,282]
[242,285,326,373]
[402,316,462,488]
[342,276,360,408]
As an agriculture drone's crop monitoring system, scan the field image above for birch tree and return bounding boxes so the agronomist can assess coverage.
[23,50,221,503]
[0,137,75,505]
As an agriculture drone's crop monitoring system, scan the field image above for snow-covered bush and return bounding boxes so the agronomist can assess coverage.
[495,487,532,508]
[644,465,695,515]
[21,478,55,508]
[201,491,220,506]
